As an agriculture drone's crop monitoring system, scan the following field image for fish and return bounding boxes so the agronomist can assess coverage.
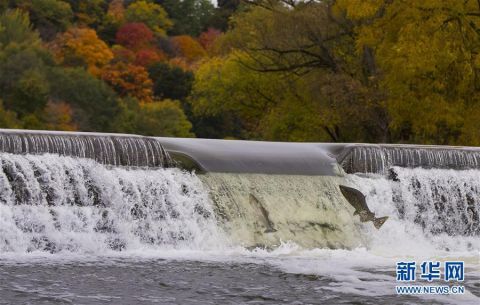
[339,185,388,229]
[249,194,277,233]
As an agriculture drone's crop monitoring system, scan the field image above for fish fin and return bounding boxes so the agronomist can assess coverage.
[373,216,389,229]
[264,228,277,233]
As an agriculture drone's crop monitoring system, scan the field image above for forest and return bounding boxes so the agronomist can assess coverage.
[0,0,479,145]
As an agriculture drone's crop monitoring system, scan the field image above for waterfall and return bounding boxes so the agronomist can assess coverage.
[0,152,478,254]
[387,167,479,236]
[346,167,479,254]
[338,145,480,174]
[0,131,477,254]
[0,153,223,254]
[199,173,363,249]
[0,130,172,168]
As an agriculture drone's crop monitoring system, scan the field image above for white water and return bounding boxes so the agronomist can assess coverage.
[0,153,478,304]
[346,167,479,254]
[339,145,480,173]
[0,153,225,254]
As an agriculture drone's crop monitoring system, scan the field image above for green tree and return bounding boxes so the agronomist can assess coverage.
[14,0,73,40]
[64,0,108,27]
[0,8,41,47]
[209,0,241,31]
[0,100,21,128]
[125,0,172,36]
[48,67,121,131]
[148,62,194,101]
[160,0,215,36]
[0,9,53,116]
[114,98,194,137]
[191,53,281,139]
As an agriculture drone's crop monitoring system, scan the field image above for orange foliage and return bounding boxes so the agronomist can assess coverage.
[44,101,77,131]
[52,27,113,75]
[106,0,125,22]
[171,35,207,63]
[101,62,154,103]
[169,57,190,71]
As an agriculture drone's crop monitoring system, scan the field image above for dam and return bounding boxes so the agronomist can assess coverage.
[0,129,478,304]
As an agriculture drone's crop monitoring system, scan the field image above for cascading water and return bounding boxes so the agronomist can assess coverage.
[346,167,480,254]
[200,173,363,249]
[338,145,480,174]
[0,153,478,254]
[0,130,172,167]
[389,167,479,236]
[0,153,224,254]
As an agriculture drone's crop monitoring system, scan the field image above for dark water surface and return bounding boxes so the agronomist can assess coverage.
[0,258,478,305]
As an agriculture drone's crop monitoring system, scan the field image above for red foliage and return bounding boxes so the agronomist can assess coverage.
[199,28,221,51]
[116,22,154,50]
[135,48,166,67]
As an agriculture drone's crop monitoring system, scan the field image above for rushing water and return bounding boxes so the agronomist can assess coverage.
[338,145,480,174]
[0,153,478,304]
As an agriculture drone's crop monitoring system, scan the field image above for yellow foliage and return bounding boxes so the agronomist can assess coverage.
[52,27,113,76]
[125,0,172,36]
[171,35,207,63]
[334,0,384,20]
[335,0,480,144]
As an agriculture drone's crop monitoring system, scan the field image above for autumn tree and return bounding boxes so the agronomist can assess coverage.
[52,27,113,75]
[98,0,126,44]
[135,48,166,67]
[42,100,76,131]
[125,0,172,36]
[171,35,207,63]
[106,0,125,21]
[101,62,154,103]
[192,1,383,142]
[116,22,154,50]
[335,0,480,145]
[111,45,136,63]
[199,27,221,53]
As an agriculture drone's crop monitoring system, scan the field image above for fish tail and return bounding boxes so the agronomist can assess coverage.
[373,216,389,229]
